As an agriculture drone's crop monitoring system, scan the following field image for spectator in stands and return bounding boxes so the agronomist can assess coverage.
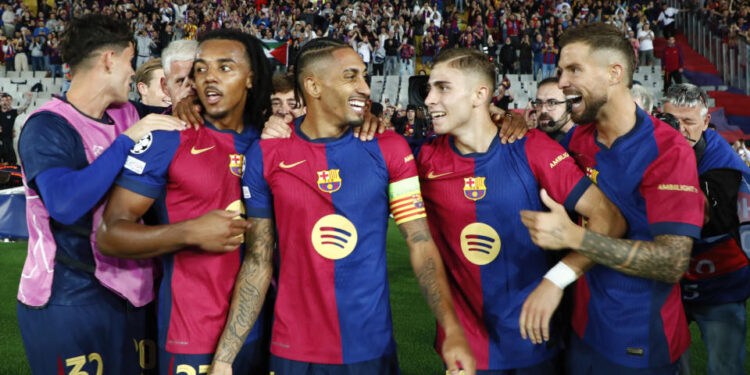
[398,38,415,76]
[492,79,514,111]
[2,35,14,72]
[46,32,61,78]
[134,28,155,69]
[519,34,533,75]
[532,33,545,80]
[541,36,559,79]
[499,36,517,75]
[631,84,655,114]
[1,5,15,42]
[12,33,28,72]
[373,40,386,75]
[662,35,684,93]
[0,92,30,165]
[135,58,170,108]
[637,23,655,66]
[422,30,436,69]
[29,36,43,72]
[393,104,428,140]
[384,30,399,75]
[658,3,683,37]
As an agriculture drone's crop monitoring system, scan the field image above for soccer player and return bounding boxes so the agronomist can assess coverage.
[520,23,704,374]
[663,83,750,375]
[16,15,185,375]
[97,29,273,374]
[210,37,475,375]
[419,47,625,373]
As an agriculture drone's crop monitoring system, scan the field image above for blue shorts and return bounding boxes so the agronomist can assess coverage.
[159,338,267,375]
[18,298,156,375]
[269,352,400,375]
[566,334,680,375]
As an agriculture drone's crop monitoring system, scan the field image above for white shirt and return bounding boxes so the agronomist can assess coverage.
[658,7,679,26]
[637,30,654,51]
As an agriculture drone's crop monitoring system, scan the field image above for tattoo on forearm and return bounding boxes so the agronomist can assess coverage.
[416,257,442,316]
[398,219,431,244]
[214,218,274,364]
[577,232,691,283]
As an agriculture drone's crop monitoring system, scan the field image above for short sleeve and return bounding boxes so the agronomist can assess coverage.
[525,129,591,211]
[115,130,180,199]
[19,112,89,190]
[242,141,273,218]
[640,140,703,238]
[377,132,426,225]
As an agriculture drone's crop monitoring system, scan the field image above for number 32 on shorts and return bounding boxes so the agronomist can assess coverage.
[65,353,103,375]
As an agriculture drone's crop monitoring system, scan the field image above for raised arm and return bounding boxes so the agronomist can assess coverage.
[397,218,476,375]
[210,217,275,375]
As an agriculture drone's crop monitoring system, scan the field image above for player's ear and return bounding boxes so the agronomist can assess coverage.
[474,84,490,108]
[103,50,116,74]
[303,75,321,99]
[160,76,168,96]
[136,82,148,97]
[608,62,624,86]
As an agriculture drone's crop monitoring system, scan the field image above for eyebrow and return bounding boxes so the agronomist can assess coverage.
[343,68,363,75]
[429,80,451,87]
[194,57,237,65]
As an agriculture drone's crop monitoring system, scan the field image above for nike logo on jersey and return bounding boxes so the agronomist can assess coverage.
[190,146,215,155]
[427,171,453,179]
[279,160,307,169]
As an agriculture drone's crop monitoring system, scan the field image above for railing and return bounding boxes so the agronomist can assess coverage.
[670,0,749,94]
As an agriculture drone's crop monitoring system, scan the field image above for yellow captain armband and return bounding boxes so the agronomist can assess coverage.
[388,176,427,225]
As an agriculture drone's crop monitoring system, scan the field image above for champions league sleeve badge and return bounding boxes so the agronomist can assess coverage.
[130,132,153,154]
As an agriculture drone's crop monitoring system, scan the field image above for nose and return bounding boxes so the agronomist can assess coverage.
[357,75,371,97]
[425,87,437,107]
[558,72,570,90]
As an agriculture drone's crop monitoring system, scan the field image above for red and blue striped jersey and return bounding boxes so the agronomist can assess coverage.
[417,129,591,370]
[243,122,425,364]
[560,106,704,368]
[681,129,750,305]
[116,122,263,354]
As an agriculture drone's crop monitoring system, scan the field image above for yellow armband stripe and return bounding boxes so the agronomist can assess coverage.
[388,177,426,224]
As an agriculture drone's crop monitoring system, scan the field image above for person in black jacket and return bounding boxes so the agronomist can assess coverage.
[499,36,517,75]
[519,34,533,74]
[393,104,428,140]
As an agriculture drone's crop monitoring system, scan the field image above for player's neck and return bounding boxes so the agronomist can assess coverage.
[205,110,244,133]
[66,74,114,120]
[299,113,348,140]
[595,87,637,148]
[452,110,497,155]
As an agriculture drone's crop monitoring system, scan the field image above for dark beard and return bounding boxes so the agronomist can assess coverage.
[571,93,607,124]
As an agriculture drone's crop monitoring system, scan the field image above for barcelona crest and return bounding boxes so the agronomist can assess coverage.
[229,154,244,177]
[463,177,487,201]
[317,169,342,193]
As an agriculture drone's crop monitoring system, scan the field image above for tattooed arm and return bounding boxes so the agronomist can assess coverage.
[521,190,692,284]
[397,218,476,375]
[209,218,275,375]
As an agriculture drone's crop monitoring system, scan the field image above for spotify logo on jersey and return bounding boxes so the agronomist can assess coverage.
[460,222,501,265]
[311,214,358,260]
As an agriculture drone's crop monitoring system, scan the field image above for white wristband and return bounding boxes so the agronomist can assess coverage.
[543,261,578,290]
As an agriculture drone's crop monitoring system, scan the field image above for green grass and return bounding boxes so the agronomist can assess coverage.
[1,224,748,374]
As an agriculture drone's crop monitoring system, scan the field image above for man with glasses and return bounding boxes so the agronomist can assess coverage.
[663,83,750,375]
[533,77,574,142]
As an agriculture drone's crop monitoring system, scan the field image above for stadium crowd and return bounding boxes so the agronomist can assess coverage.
[4,1,750,375]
